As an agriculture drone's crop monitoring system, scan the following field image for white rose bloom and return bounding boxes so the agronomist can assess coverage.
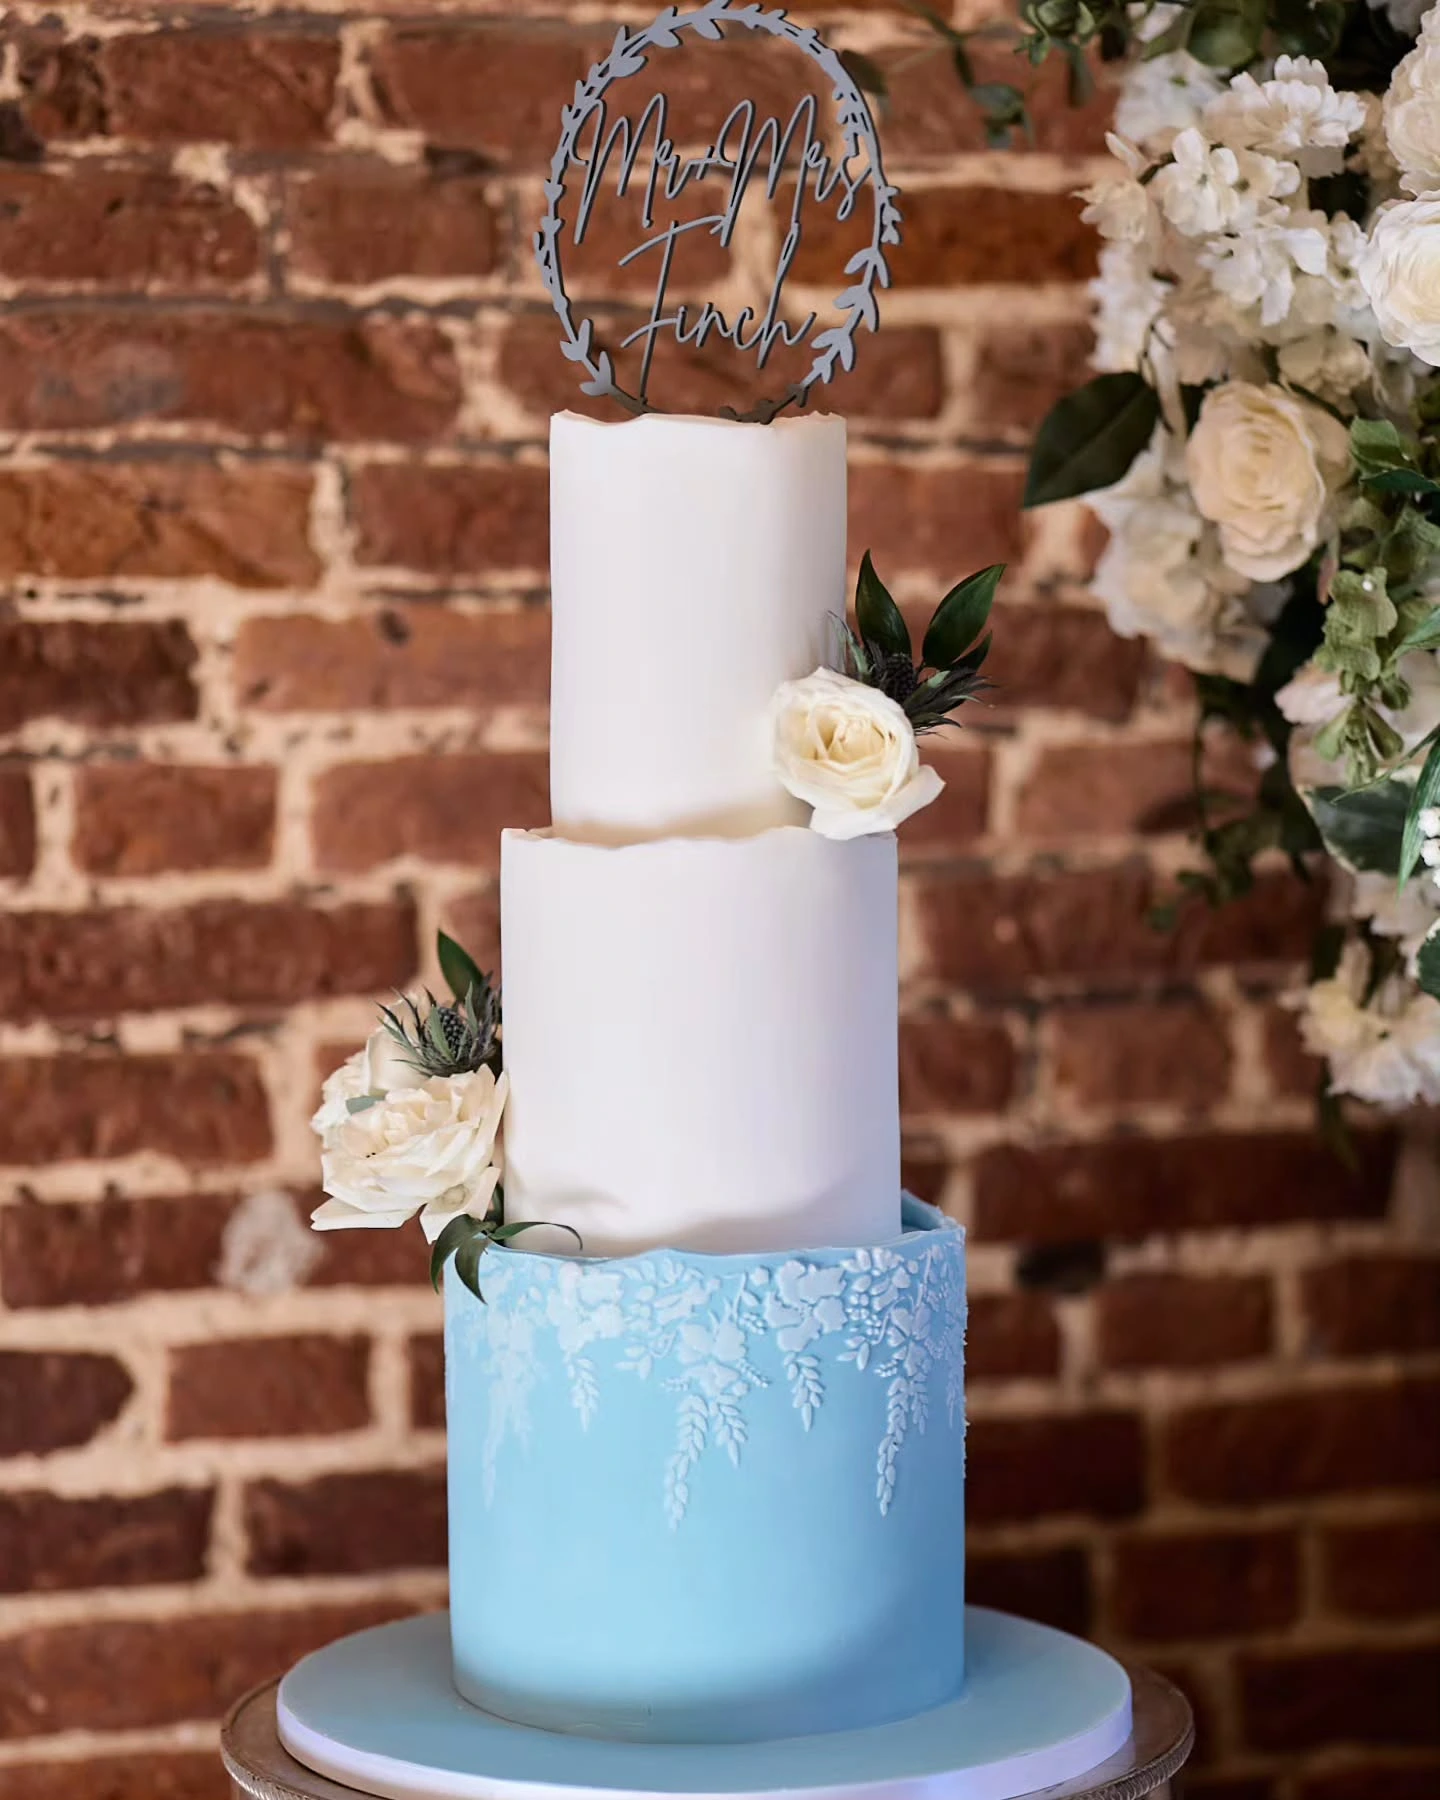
[1115,48,1225,149]
[1386,27,1440,194]
[1358,198,1440,366]
[1185,381,1350,581]
[313,1066,509,1242]
[310,1026,425,1137]
[1203,57,1367,177]
[772,668,943,840]
[1151,129,1299,237]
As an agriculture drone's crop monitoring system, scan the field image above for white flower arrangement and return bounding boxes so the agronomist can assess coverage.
[771,553,1002,840]
[1015,10,1440,1118]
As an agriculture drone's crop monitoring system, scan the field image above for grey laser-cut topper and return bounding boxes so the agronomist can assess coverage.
[535,0,902,425]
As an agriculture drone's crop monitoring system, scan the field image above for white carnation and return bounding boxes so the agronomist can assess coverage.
[1204,56,1367,177]
[1386,25,1440,194]
[1275,328,1374,401]
[771,668,943,840]
[313,1066,508,1243]
[1358,198,1440,366]
[1200,213,1332,330]
[1150,128,1300,238]
[1185,381,1350,581]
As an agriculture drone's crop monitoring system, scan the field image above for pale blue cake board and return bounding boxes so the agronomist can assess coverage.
[277,1609,1132,1800]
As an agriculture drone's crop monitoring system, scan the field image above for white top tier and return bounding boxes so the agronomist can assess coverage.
[548,410,847,841]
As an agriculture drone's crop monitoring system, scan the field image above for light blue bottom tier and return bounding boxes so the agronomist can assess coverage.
[444,1198,967,1743]
[276,1609,1134,1800]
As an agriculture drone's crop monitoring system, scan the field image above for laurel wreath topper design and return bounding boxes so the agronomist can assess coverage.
[534,0,902,424]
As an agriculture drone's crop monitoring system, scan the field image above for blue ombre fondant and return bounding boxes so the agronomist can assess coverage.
[444,1197,966,1745]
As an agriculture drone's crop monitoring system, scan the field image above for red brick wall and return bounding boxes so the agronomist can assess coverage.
[0,8,1436,1800]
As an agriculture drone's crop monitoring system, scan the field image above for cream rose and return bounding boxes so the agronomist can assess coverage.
[772,668,943,840]
[1185,382,1350,581]
[1385,25,1440,195]
[312,1066,508,1242]
[1358,199,1440,367]
[310,1026,425,1135]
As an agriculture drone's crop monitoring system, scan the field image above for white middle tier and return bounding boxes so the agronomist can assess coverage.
[500,825,901,1255]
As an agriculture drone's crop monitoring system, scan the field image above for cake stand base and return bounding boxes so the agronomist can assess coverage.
[273,1609,1138,1800]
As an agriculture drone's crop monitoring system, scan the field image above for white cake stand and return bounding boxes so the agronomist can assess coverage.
[222,1611,1193,1800]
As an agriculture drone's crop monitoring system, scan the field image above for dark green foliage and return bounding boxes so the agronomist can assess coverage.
[1025,373,1160,508]
[380,935,501,1081]
[839,552,1000,736]
[430,1206,583,1305]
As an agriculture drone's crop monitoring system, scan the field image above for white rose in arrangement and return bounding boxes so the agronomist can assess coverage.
[772,669,943,841]
[1358,198,1440,365]
[1386,21,1440,194]
[313,1066,509,1243]
[310,1026,425,1134]
[1185,381,1350,581]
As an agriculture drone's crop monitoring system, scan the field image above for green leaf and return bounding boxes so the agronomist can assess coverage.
[437,930,484,1005]
[430,1214,478,1293]
[854,551,911,659]
[454,1232,490,1304]
[1187,0,1265,67]
[1349,416,1413,477]
[1400,733,1440,885]
[1310,780,1410,876]
[905,0,966,44]
[1393,605,1440,656]
[839,48,888,107]
[490,1219,584,1249]
[1418,925,1440,1000]
[1362,468,1440,498]
[923,564,1004,668]
[345,1093,382,1115]
[1024,372,1159,508]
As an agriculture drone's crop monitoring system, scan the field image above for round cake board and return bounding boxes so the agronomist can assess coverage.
[277,1609,1132,1800]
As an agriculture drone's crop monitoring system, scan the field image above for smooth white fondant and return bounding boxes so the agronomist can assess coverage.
[548,411,846,841]
[500,826,900,1255]
[277,1610,1134,1800]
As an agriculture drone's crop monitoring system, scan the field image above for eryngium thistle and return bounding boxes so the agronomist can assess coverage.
[379,976,501,1080]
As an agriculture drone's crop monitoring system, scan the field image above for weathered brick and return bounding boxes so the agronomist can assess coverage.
[439,886,502,979]
[0,167,259,289]
[0,770,35,878]
[0,1749,230,1800]
[234,607,549,713]
[1261,998,1326,1098]
[0,1351,132,1456]
[973,1131,1394,1244]
[1182,1780,1277,1800]
[850,463,1024,578]
[1165,1378,1440,1506]
[967,1292,1060,1379]
[1301,1255,1440,1358]
[245,1468,446,1576]
[0,620,197,732]
[0,1487,212,1594]
[1097,1272,1273,1370]
[1112,1529,1300,1641]
[22,29,339,148]
[900,1138,949,1207]
[167,1335,370,1442]
[353,464,547,574]
[967,1411,1145,1524]
[793,187,1097,289]
[371,25,596,165]
[987,606,1147,722]
[1014,738,1256,839]
[1240,1643,1440,1751]
[899,1013,1015,1116]
[895,743,991,855]
[882,46,1115,161]
[312,755,548,874]
[0,464,318,587]
[0,310,460,444]
[1048,998,1233,1110]
[0,900,415,1022]
[916,865,1323,994]
[73,765,276,877]
[966,1543,1093,1636]
[410,1332,445,1431]
[0,1601,412,1737]
[0,1057,269,1168]
[498,312,945,424]
[965,321,1096,440]
[1322,1517,1440,1622]
[286,164,501,286]
[1296,1760,1440,1800]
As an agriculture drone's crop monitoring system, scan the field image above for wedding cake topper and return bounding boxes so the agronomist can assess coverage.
[535,0,901,423]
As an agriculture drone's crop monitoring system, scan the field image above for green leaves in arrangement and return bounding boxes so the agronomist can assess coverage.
[1418,926,1440,1001]
[855,550,912,659]
[1024,372,1159,509]
[380,930,501,1081]
[1399,732,1440,887]
[840,551,1001,735]
[1310,780,1410,877]
[438,929,485,1005]
[430,1208,583,1305]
